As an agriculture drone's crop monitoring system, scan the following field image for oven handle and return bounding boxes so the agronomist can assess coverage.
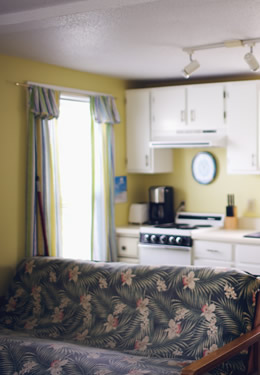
[138,243,191,251]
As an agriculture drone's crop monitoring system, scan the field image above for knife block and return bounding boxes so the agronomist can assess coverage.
[224,206,238,230]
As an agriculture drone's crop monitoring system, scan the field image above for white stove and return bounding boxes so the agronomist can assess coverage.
[139,212,224,265]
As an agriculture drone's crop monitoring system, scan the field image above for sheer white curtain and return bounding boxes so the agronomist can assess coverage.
[90,96,120,261]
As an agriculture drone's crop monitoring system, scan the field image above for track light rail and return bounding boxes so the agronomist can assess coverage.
[183,38,260,54]
[182,38,260,78]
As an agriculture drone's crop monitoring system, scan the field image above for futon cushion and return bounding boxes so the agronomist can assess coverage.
[0,257,259,374]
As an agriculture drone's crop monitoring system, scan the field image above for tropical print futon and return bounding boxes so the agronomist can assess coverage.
[0,257,259,374]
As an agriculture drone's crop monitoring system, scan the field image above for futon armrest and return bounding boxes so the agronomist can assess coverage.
[0,296,5,305]
[181,326,260,375]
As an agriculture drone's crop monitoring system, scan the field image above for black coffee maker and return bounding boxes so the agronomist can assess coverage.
[149,186,174,224]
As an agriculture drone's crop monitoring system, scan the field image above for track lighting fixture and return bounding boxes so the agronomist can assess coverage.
[182,37,260,78]
[182,52,200,78]
[244,45,260,72]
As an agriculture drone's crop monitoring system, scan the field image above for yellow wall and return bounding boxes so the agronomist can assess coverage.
[0,54,132,295]
[128,148,260,217]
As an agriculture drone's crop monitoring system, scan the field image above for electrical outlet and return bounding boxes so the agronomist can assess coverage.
[179,201,186,212]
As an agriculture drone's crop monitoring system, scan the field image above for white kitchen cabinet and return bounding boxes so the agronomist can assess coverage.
[126,89,173,174]
[117,236,139,259]
[193,240,234,267]
[187,84,225,131]
[150,83,226,141]
[235,244,260,274]
[236,263,260,274]
[193,238,260,274]
[117,257,139,264]
[116,226,140,263]
[150,86,186,139]
[226,80,260,174]
[193,259,234,268]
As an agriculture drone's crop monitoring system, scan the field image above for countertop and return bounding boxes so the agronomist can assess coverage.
[192,227,260,245]
[116,225,141,236]
[116,223,260,245]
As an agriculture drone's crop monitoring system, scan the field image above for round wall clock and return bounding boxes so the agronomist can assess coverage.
[191,152,217,185]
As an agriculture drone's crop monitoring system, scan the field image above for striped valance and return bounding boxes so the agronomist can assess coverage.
[92,96,120,124]
[29,86,59,119]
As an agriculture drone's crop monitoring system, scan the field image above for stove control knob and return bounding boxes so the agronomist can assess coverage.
[175,236,183,245]
[143,234,150,243]
[168,236,175,245]
[150,234,158,244]
[160,235,167,244]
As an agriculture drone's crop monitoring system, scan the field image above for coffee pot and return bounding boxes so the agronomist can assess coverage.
[149,186,174,224]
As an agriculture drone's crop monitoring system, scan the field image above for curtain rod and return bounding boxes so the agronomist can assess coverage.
[15,81,116,99]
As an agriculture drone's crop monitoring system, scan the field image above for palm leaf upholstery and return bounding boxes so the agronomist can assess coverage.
[0,257,259,375]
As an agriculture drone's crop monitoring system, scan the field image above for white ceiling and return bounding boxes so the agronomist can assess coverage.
[1,0,260,81]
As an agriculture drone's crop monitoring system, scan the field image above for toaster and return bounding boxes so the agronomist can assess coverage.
[128,203,149,224]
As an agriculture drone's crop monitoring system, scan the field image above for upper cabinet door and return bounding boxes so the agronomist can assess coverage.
[126,89,151,173]
[226,81,260,174]
[126,89,173,174]
[150,84,226,141]
[187,84,226,130]
[151,86,186,140]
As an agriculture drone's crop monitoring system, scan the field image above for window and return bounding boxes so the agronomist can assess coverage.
[58,95,92,259]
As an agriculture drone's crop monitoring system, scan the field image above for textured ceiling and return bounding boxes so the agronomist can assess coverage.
[1,0,260,81]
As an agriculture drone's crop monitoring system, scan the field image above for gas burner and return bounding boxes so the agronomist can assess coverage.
[154,222,175,228]
[177,224,199,229]
[155,223,200,230]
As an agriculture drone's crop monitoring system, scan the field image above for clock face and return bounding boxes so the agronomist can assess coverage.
[192,152,217,185]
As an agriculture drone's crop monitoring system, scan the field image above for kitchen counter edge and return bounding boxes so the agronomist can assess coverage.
[192,228,260,245]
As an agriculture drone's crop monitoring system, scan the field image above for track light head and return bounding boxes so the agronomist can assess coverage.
[182,53,200,78]
[183,38,260,77]
[244,45,260,72]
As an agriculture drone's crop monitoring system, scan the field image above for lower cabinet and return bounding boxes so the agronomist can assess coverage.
[116,228,260,273]
[235,263,260,274]
[235,244,260,274]
[116,227,139,264]
[193,240,260,274]
[193,240,233,268]
[193,259,233,267]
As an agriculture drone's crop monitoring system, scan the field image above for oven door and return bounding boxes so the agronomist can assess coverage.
[138,243,192,266]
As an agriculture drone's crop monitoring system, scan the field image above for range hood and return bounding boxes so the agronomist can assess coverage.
[150,132,227,149]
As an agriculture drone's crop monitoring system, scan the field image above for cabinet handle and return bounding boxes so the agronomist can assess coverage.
[145,155,149,166]
[223,90,228,122]
[180,110,185,122]
[190,110,196,122]
[121,246,127,251]
[252,153,256,167]
[206,249,220,253]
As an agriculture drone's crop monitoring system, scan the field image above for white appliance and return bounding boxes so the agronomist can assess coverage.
[128,203,149,224]
[150,132,227,149]
[139,212,224,265]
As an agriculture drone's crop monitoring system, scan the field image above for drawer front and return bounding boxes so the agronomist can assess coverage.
[193,240,233,261]
[235,262,260,275]
[117,236,139,258]
[236,244,260,264]
[193,259,233,268]
[118,256,139,264]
